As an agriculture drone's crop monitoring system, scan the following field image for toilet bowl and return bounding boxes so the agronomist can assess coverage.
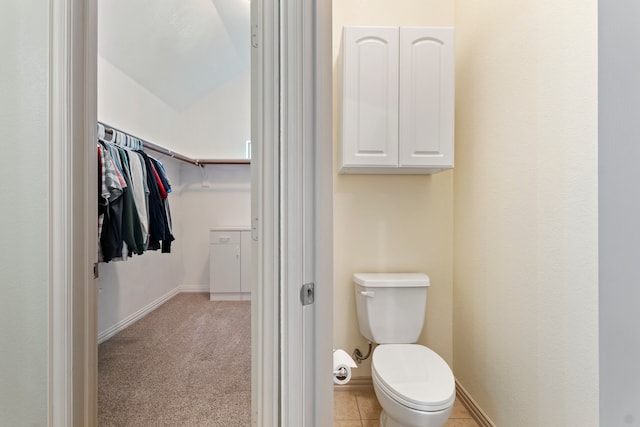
[371,344,455,427]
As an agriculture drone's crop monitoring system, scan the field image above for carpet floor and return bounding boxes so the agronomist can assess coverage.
[98,293,251,426]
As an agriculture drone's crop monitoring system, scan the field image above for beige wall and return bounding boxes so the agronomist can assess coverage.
[453,1,598,425]
[333,0,455,377]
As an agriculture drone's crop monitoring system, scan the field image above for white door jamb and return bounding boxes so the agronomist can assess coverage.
[49,0,98,426]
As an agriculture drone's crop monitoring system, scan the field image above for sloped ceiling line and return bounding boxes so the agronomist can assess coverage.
[98,0,250,111]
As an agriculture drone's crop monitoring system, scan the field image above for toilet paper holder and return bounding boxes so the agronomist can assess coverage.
[333,366,349,381]
[333,349,357,385]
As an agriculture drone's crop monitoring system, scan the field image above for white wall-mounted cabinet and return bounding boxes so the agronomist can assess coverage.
[209,227,251,301]
[340,26,454,174]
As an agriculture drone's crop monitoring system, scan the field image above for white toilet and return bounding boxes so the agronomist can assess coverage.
[354,273,455,427]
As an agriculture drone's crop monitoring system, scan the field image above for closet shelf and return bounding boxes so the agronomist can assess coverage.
[99,121,251,167]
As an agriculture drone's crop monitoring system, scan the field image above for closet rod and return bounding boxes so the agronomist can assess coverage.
[98,121,251,167]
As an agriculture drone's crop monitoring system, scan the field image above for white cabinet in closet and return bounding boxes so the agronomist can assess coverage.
[340,26,454,174]
[209,228,251,301]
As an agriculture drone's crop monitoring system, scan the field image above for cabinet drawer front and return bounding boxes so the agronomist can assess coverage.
[210,231,240,244]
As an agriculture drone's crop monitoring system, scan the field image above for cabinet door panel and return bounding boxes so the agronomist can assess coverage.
[399,27,454,168]
[342,26,399,169]
[210,243,241,293]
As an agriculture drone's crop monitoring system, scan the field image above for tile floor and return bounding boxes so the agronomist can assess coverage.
[334,388,479,427]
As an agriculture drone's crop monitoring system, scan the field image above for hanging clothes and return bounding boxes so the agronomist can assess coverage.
[115,145,146,257]
[98,141,124,262]
[125,147,150,248]
[150,157,174,251]
[136,150,175,253]
[97,124,175,262]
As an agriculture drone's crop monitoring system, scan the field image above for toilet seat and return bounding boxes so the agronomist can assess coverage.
[372,344,455,412]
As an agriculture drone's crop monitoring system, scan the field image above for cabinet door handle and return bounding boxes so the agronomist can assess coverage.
[219,236,230,242]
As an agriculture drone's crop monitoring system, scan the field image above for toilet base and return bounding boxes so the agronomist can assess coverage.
[379,407,452,427]
[380,411,403,427]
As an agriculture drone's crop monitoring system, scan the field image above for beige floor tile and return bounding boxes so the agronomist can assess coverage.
[355,390,382,420]
[334,388,480,427]
[450,398,473,418]
[334,390,361,421]
[444,418,480,427]
[334,421,363,427]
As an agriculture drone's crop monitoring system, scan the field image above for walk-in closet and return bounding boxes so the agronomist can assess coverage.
[96,1,252,425]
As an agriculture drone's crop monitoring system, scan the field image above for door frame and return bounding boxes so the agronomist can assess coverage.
[250,0,280,423]
[49,0,98,425]
[277,0,334,424]
[49,0,332,426]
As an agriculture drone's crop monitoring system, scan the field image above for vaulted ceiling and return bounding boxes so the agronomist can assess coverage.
[98,0,250,111]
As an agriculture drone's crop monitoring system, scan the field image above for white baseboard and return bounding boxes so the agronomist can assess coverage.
[455,380,496,427]
[179,284,209,293]
[209,292,251,301]
[97,287,181,344]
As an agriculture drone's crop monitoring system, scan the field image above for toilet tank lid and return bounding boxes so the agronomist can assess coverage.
[353,273,430,287]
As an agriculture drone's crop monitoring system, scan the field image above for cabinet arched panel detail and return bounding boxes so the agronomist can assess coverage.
[400,27,454,168]
[342,27,399,169]
[340,26,454,174]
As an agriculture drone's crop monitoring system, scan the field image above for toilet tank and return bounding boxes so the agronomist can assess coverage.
[353,273,430,344]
